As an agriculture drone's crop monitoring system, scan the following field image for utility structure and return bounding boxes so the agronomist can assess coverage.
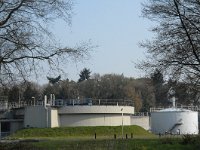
[150,88,199,135]
[1,96,150,138]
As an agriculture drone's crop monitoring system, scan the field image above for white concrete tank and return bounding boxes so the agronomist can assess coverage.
[151,108,198,134]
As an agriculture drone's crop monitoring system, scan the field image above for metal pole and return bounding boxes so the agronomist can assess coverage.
[121,108,124,139]
[32,97,35,106]
[53,94,55,106]
[0,47,1,83]
[44,95,48,128]
[0,121,1,141]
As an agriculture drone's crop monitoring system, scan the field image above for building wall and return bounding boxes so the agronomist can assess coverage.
[59,114,131,127]
[58,106,134,114]
[24,106,47,128]
[10,121,23,133]
[131,116,150,130]
[58,106,134,127]
[24,105,135,128]
[50,108,59,128]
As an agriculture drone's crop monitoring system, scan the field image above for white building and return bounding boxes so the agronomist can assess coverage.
[0,98,150,137]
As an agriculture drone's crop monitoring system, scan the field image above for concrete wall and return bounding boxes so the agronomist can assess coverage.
[0,120,23,136]
[50,108,59,128]
[59,114,131,127]
[58,106,134,127]
[10,121,23,133]
[131,116,150,130]
[24,106,60,128]
[24,106,47,128]
[58,106,134,114]
[24,105,135,128]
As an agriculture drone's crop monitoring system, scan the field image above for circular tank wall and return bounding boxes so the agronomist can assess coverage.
[151,108,199,134]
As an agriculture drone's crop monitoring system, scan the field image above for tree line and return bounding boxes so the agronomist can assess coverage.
[0,69,199,112]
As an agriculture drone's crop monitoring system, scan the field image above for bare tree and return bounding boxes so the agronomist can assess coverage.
[139,0,200,85]
[0,0,91,86]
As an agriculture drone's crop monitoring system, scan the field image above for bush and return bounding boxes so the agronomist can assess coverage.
[160,138,174,145]
[181,134,195,145]
[0,143,36,150]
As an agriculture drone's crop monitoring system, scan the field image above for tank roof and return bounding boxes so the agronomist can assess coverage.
[159,107,192,112]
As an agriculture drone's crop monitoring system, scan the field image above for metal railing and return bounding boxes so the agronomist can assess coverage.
[0,98,134,110]
[150,105,199,112]
[0,101,41,111]
[55,99,134,106]
[132,112,149,116]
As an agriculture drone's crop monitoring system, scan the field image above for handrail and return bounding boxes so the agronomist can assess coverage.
[150,106,199,112]
[0,98,134,110]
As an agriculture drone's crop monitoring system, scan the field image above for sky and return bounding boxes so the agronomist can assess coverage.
[45,0,154,82]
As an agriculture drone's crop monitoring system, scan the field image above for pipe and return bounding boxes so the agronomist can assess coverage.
[44,95,48,128]
[172,96,176,108]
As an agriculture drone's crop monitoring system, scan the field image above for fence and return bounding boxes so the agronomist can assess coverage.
[150,105,199,112]
[0,98,134,110]
[55,99,134,106]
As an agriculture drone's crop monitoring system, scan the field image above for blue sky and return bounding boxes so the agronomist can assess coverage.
[47,0,154,82]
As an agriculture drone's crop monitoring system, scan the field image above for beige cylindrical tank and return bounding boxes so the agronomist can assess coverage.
[151,108,198,134]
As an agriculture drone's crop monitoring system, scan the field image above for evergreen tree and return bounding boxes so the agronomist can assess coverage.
[151,69,167,106]
[78,68,91,82]
[47,75,61,85]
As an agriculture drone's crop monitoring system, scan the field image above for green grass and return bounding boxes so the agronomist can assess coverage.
[6,126,200,149]
[1,138,200,150]
[10,125,154,139]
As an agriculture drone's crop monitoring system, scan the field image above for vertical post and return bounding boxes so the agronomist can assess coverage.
[0,46,2,88]
[18,90,21,108]
[53,94,55,106]
[0,121,1,141]
[50,94,52,106]
[44,95,48,128]
[172,96,175,108]
[32,97,35,106]
[44,95,47,107]
[114,134,116,139]
[121,108,124,139]
[95,133,96,139]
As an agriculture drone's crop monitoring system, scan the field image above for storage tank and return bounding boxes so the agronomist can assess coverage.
[151,108,199,134]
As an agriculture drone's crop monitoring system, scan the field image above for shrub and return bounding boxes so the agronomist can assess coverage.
[160,137,174,145]
[181,134,195,145]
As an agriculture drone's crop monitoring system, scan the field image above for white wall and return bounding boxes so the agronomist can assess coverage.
[24,106,60,128]
[58,106,134,127]
[50,108,59,127]
[59,114,131,126]
[151,111,199,134]
[131,116,150,130]
[24,106,47,128]
[24,105,135,128]
[58,106,134,114]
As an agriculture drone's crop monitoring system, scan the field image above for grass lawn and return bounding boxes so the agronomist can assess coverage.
[9,125,154,139]
[2,126,200,150]
[30,138,198,150]
[1,138,200,150]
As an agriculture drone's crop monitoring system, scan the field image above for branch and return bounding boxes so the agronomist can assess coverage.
[0,0,25,26]
[2,48,77,64]
[174,0,200,64]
